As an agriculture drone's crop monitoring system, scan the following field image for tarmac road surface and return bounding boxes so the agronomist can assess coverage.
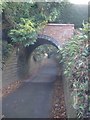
[2,59,58,118]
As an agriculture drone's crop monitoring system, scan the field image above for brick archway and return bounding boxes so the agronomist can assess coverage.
[17,34,60,79]
[3,24,74,88]
[37,34,60,48]
[17,24,74,79]
[25,34,60,56]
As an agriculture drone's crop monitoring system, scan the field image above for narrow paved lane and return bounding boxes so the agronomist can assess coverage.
[2,59,58,118]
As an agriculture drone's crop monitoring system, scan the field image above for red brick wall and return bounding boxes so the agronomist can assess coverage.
[40,24,74,46]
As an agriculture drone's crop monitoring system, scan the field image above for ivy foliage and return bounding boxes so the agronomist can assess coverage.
[58,23,89,118]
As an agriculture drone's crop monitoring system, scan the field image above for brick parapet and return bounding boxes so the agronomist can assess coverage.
[40,24,74,46]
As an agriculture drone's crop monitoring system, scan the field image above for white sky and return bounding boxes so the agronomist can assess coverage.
[69,0,89,4]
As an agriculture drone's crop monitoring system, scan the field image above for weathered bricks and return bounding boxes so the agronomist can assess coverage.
[40,24,74,46]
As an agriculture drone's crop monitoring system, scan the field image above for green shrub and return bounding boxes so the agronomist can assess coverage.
[57,23,89,118]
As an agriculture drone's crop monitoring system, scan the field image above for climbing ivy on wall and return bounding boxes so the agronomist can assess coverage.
[59,23,89,118]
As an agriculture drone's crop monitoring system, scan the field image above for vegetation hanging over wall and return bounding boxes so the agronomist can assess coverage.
[57,22,89,118]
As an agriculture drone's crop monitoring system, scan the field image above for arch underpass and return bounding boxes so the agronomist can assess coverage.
[2,23,74,83]
[17,34,60,79]
[2,24,75,118]
[17,23,74,79]
[25,34,60,55]
[2,23,74,91]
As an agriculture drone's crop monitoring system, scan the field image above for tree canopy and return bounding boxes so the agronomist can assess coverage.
[2,1,88,47]
[2,2,61,46]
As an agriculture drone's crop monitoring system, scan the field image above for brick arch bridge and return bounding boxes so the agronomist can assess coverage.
[25,24,74,52]
[17,24,74,79]
[25,34,60,56]
[3,24,74,88]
